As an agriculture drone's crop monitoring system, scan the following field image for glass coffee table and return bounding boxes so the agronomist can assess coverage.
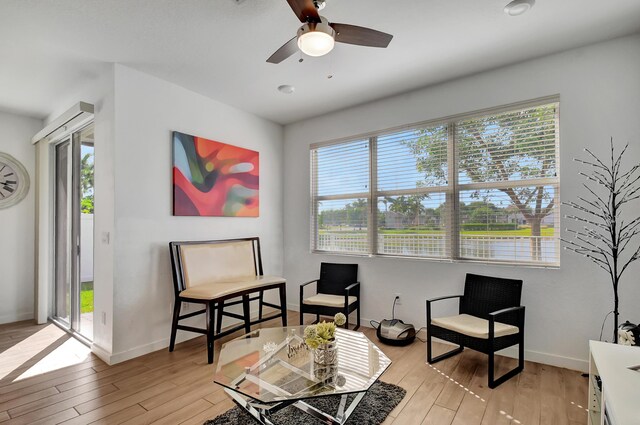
[213,326,391,425]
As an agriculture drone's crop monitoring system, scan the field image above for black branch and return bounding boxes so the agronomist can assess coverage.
[562,138,640,344]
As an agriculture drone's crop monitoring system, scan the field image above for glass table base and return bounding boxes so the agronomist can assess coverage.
[224,387,367,425]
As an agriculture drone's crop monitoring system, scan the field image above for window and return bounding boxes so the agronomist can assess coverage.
[311,98,560,266]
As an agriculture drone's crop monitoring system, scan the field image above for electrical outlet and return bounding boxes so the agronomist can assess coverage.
[394,293,402,305]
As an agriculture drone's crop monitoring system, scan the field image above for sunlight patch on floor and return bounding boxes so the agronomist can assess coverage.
[570,401,589,412]
[0,324,91,382]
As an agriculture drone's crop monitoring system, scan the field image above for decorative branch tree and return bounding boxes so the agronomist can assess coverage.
[562,139,640,343]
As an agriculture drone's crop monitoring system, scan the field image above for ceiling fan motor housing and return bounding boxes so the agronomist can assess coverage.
[297,17,336,41]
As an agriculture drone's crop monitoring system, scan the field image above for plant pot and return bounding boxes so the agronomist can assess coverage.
[313,340,338,365]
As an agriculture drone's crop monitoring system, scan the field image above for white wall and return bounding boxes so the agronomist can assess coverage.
[109,65,284,362]
[283,34,640,371]
[0,111,42,324]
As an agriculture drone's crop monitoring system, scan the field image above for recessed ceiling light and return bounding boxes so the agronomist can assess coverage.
[313,0,326,11]
[277,85,295,94]
[504,0,535,16]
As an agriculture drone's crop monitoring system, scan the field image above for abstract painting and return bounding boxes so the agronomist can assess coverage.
[173,131,259,217]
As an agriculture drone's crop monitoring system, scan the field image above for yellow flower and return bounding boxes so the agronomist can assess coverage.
[305,336,322,349]
[334,313,346,326]
[315,321,336,341]
[304,319,340,349]
[304,325,318,340]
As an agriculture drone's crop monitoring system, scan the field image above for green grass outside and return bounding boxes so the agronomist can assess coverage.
[460,227,555,236]
[81,281,94,314]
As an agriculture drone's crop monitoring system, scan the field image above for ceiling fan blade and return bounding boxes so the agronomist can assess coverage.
[286,0,320,23]
[267,36,299,64]
[330,23,393,48]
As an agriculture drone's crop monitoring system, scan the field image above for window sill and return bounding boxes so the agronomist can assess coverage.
[310,250,560,269]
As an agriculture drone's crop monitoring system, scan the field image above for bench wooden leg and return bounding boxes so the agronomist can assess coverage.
[242,295,251,334]
[216,300,224,334]
[169,300,181,352]
[206,301,214,364]
[258,290,264,321]
[279,284,287,326]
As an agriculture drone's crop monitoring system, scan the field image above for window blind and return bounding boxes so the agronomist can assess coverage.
[455,103,559,264]
[376,126,450,258]
[310,98,560,266]
[456,104,558,186]
[377,125,449,192]
[312,140,370,254]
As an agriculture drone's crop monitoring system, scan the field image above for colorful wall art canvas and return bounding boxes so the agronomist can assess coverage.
[173,131,259,217]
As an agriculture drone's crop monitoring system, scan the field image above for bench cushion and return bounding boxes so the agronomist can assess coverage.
[180,275,286,300]
[431,314,519,339]
[180,241,256,288]
[303,293,357,308]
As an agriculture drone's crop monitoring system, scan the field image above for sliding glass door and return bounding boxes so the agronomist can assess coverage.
[52,123,94,341]
[54,139,73,326]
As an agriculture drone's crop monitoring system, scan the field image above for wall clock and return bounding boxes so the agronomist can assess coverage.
[0,152,30,209]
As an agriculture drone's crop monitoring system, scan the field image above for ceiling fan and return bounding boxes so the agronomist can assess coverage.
[267,0,393,64]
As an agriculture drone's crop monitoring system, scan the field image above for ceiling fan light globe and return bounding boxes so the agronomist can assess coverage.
[297,20,336,57]
[298,30,335,57]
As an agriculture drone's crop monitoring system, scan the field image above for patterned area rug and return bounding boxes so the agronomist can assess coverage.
[204,381,405,425]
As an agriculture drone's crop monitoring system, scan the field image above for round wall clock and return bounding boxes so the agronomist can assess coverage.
[0,152,30,209]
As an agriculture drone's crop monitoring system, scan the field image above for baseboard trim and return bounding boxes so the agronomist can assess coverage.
[517,348,588,372]
[0,311,34,325]
[91,343,114,365]
[290,303,589,372]
[95,329,207,365]
[104,309,281,365]
[428,337,589,372]
[103,304,590,371]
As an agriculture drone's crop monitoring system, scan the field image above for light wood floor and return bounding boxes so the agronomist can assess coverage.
[0,312,587,425]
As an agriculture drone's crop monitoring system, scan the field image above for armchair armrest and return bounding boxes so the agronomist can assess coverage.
[488,305,525,318]
[426,294,463,304]
[300,279,319,307]
[426,295,463,323]
[300,279,319,288]
[344,282,360,306]
[344,282,360,293]
[488,306,525,338]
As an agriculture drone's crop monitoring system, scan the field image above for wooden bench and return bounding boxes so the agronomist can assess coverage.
[168,237,287,363]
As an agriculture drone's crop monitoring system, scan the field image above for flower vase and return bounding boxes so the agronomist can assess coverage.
[313,340,337,365]
[314,362,338,383]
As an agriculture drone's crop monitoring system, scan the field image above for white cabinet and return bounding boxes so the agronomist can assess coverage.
[588,341,640,425]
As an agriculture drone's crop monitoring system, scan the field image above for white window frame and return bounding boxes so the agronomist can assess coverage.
[310,95,560,267]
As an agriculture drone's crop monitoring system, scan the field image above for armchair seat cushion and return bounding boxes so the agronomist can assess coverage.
[431,314,519,339]
[302,293,357,308]
[180,275,286,300]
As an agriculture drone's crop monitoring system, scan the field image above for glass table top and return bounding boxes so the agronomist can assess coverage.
[213,326,391,403]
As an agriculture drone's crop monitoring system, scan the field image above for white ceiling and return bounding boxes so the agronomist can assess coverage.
[1,0,640,124]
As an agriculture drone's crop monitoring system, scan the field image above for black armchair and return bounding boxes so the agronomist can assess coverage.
[426,273,525,388]
[299,263,360,330]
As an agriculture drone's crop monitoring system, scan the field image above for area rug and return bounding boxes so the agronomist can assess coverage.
[204,381,405,425]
